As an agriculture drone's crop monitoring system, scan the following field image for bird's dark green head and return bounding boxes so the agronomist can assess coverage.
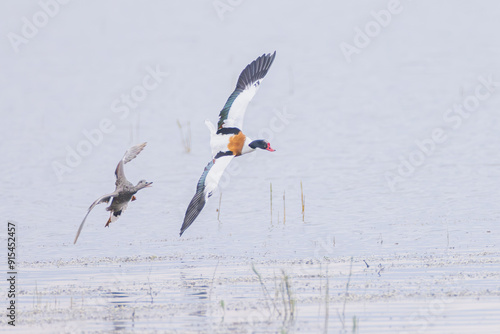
[249,139,275,152]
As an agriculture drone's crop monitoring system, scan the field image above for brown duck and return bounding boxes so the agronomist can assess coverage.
[74,142,152,244]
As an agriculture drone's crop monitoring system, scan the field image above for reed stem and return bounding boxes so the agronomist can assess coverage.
[270,182,273,225]
[283,190,286,225]
[300,181,305,222]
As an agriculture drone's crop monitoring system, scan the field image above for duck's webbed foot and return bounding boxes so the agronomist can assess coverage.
[131,196,137,201]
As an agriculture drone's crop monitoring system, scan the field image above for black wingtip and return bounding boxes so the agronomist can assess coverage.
[236,51,277,90]
[180,191,206,237]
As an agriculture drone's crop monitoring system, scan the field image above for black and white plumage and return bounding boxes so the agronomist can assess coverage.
[74,142,152,244]
[217,51,276,131]
[180,52,277,236]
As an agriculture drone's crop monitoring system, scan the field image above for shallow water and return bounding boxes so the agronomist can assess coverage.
[1,1,500,333]
[15,252,500,333]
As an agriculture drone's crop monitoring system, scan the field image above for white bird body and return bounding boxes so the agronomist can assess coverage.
[205,120,227,157]
[180,52,277,236]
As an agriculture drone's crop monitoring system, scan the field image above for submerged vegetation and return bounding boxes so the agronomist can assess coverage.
[176,119,192,153]
[251,264,295,324]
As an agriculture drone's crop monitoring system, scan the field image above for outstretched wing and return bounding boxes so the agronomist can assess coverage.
[217,52,276,131]
[180,155,234,236]
[74,191,118,244]
[115,142,147,185]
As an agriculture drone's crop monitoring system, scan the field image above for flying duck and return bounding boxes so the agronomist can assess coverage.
[180,52,277,236]
[74,142,152,244]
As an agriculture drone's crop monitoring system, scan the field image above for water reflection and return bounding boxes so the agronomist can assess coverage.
[111,320,130,332]
[103,291,132,305]
[180,272,210,301]
[102,291,136,331]
[179,271,211,319]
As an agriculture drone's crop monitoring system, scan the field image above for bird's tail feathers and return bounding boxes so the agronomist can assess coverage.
[205,120,216,135]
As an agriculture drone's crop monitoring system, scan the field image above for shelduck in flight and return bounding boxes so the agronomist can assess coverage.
[180,52,277,236]
[74,142,153,244]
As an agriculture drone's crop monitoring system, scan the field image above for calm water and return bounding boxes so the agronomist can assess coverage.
[1,1,500,332]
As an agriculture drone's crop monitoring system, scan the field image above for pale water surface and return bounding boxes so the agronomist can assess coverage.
[1,1,499,333]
